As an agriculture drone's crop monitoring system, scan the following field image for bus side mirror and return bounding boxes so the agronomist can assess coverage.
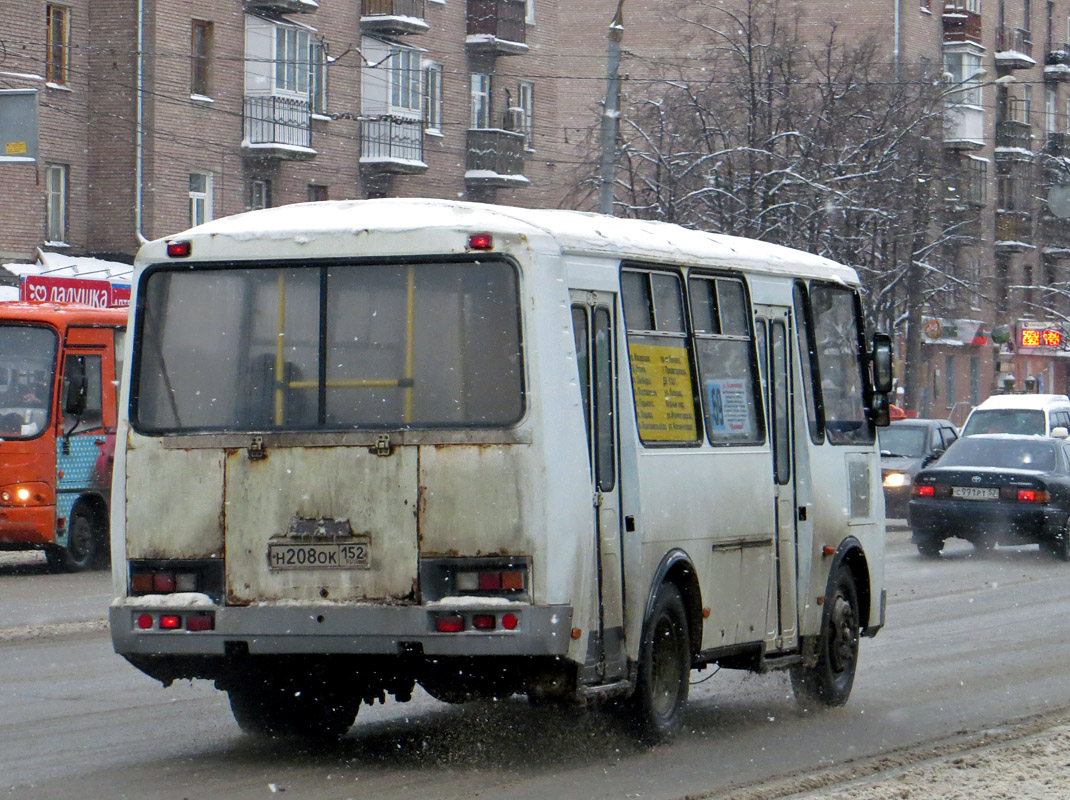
[64,356,88,418]
[871,392,890,427]
[871,333,893,394]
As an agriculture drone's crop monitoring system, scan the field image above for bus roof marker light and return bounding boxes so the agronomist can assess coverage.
[167,240,192,258]
[467,233,493,251]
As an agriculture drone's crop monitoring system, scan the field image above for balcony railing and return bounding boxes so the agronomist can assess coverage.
[1045,43,1070,81]
[360,116,427,173]
[943,3,982,43]
[465,128,528,187]
[995,210,1034,249]
[467,0,528,55]
[944,103,984,150]
[995,26,1035,68]
[360,0,429,35]
[243,95,314,157]
[996,97,1032,152]
[1047,132,1070,156]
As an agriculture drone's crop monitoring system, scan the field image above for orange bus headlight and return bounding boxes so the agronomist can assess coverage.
[0,482,53,507]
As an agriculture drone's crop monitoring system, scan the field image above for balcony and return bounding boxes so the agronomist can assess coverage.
[360,116,427,174]
[944,102,984,150]
[994,26,1036,69]
[243,96,315,159]
[995,97,1032,154]
[465,128,528,188]
[360,0,429,36]
[243,0,318,14]
[1045,43,1070,81]
[467,0,528,56]
[943,3,982,44]
[995,211,1034,250]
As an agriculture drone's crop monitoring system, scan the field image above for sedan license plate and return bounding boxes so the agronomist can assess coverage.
[951,486,999,501]
[268,540,370,570]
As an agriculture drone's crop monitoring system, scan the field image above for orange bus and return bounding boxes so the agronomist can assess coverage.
[0,302,127,571]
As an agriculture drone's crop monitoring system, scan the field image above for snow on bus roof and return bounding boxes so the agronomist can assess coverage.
[163,198,857,283]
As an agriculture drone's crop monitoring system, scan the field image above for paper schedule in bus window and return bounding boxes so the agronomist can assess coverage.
[704,379,753,436]
[628,342,697,441]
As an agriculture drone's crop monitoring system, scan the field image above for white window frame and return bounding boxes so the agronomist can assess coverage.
[525,0,535,24]
[423,61,442,134]
[310,39,327,116]
[189,171,214,227]
[471,73,491,129]
[518,80,535,149]
[1047,84,1058,132]
[275,25,311,96]
[45,163,68,244]
[390,48,421,115]
[944,48,984,107]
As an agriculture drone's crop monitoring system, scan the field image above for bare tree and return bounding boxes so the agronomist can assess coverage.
[567,0,974,410]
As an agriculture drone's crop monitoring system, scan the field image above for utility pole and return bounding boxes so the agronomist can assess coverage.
[599,0,625,215]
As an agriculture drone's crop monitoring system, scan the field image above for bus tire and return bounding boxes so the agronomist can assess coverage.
[791,564,859,708]
[226,678,357,740]
[627,583,690,744]
[50,510,104,572]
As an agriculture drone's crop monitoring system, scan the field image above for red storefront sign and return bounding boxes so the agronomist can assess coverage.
[19,275,130,308]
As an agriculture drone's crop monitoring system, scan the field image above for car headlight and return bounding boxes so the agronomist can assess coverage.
[883,472,909,488]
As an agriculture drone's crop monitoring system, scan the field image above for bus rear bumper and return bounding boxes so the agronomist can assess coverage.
[0,507,54,547]
[109,602,574,658]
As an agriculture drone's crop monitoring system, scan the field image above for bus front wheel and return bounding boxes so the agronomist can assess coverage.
[627,583,690,744]
[791,564,860,708]
[47,510,105,572]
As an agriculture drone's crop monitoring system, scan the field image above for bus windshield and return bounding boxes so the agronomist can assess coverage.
[0,325,58,439]
[133,260,524,432]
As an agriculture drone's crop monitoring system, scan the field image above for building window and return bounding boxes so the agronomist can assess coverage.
[45,164,68,243]
[966,255,982,308]
[424,62,442,133]
[525,0,535,24]
[46,5,70,86]
[310,39,327,115]
[962,155,988,206]
[308,184,328,202]
[921,0,931,9]
[1046,85,1058,132]
[275,26,311,95]
[518,80,534,149]
[390,49,421,114]
[944,49,983,106]
[191,20,213,97]
[189,172,213,227]
[249,179,271,210]
[471,73,491,128]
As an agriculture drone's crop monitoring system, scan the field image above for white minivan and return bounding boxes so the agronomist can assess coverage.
[961,393,1070,437]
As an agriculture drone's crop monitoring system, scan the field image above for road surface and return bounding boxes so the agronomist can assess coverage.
[4,528,1070,799]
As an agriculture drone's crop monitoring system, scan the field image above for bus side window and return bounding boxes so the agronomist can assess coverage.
[688,275,763,446]
[792,282,824,444]
[621,268,700,445]
[810,284,871,445]
[63,353,103,431]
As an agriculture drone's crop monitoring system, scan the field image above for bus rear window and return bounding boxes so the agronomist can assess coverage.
[133,260,523,432]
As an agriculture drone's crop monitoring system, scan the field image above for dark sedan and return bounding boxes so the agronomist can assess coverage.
[908,434,1070,559]
[879,419,958,518]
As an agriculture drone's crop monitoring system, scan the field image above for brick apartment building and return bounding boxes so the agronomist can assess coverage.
[4,0,1070,417]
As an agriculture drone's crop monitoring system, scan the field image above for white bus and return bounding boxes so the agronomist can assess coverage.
[110,199,892,742]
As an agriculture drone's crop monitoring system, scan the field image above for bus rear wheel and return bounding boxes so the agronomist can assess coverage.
[626,583,690,744]
[226,677,358,740]
[47,510,105,572]
[791,564,859,708]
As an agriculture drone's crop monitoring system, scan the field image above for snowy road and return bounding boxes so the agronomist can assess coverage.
[4,529,1070,799]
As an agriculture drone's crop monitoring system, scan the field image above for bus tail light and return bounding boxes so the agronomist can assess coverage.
[435,615,465,633]
[472,614,496,630]
[128,561,223,600]
[134,612,215,631]
[0,482,52,507]
[457,570,525,592]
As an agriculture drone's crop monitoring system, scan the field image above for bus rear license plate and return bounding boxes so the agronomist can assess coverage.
[268,542,370,570]
[951,486,999,500]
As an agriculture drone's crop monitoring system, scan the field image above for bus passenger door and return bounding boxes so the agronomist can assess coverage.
[571,294,626,681]
[754,305,799,649]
